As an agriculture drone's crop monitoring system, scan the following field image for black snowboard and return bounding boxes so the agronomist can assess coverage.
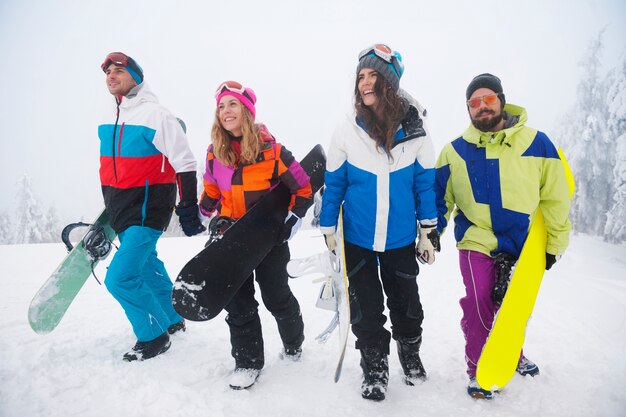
[173,144,326,321]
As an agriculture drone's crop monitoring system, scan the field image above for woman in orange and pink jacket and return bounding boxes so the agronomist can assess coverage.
[199,81,312,390]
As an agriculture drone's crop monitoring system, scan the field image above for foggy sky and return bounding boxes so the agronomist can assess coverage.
[1,0,624,221]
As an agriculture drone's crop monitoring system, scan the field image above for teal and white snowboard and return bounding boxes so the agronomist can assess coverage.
[28,209,117,334]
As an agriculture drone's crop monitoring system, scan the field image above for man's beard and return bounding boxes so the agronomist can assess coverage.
[471,109,503,132]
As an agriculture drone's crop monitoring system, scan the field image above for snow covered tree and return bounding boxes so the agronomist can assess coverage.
[557,32,626,242]
[0,210,14,244]
[42,206,63,243]
[14,174,47,244]
[603,54,626,243]
[566,32,611,235]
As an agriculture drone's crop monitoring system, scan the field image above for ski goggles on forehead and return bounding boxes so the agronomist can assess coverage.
[100,52,141,74]
[214,81,255,103]
[467,93,500,108]
[358,44,403,77]
[359,44,395,62]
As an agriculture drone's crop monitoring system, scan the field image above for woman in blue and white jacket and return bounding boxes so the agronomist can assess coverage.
[319,44,439,401]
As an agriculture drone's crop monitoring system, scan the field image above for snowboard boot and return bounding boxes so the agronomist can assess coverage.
[517,356,540,377]
[280,344,303,361]
[122,332,171,362]
[467,377,494,400]
[396,335,427,385]
[229,368,261,390]
[167,319,186,335]
[359,347,389,401]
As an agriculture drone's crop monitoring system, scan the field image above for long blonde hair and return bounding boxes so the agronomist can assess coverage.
[211,105,261,166]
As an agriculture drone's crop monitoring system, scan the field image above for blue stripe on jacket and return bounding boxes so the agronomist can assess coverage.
[98,124,158,157]
[412,159,437,221]
[522,131,560,159]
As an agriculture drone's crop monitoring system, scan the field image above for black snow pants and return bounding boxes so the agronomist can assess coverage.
[344,241,424,355]
[224,242,304,369]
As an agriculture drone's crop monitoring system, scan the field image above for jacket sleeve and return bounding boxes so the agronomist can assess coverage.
[176,171,198,205]
[434,144,455,235]
[199,147,222,217]
[413,123,438,227]
[540,149,572,255]
[276,144,313,219]
[153,112,198,173]
[319,123,349,234]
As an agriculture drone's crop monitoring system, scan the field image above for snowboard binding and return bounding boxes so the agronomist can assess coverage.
[310,187,324,227]
[83,227,114,261]
[492,252,518,305]
[61,222,117,284]
[206,215,236,247]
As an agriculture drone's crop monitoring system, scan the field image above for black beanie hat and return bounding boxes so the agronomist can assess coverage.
[466,73,505,104]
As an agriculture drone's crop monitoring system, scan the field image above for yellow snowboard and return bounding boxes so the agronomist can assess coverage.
[476,148,576,391]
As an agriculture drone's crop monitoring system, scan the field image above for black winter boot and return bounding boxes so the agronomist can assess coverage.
[359,347,389,401]
[167,319,186,335]
[123,332,171,362]
[397,335,427,385]
[281,344,303,361]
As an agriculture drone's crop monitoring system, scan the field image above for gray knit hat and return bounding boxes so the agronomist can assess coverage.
[356,44,404,92]
[466,73,505,104]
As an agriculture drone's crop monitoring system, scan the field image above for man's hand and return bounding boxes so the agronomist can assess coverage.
[546,253,561,270]
[175,203,206,237]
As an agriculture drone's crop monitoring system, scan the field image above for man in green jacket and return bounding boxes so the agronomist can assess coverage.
[435,73,572,399]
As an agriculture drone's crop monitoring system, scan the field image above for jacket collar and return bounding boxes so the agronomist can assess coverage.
[462,103,527,147]
[116,83,158,109]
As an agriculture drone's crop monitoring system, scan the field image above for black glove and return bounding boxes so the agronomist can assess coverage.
[278,211,301,244]
[545,253,559,270]
[175,204,206,237]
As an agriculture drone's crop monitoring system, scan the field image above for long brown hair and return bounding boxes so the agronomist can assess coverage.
[211,105,261,166]
[354,75,407,156]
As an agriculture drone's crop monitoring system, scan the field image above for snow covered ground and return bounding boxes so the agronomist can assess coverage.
[1,229,625,417]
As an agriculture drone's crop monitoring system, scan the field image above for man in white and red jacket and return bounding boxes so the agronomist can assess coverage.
[99,52,204,361]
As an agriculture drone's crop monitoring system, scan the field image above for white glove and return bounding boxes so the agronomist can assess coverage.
[323,233,337,252]
[416,226,438,265]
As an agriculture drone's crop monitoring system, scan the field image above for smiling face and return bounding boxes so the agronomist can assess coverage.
[468,87,505,132]
[357,68,380,110]
[104,64,136,97]
[218,95,244,137]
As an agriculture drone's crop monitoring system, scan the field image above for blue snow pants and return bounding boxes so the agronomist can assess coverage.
[104,226,182,342]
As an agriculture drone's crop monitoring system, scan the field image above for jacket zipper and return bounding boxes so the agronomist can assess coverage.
[111,101,121,183]
[118,122,125,156]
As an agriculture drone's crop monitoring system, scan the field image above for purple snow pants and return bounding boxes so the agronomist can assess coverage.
[458,250,522,377]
